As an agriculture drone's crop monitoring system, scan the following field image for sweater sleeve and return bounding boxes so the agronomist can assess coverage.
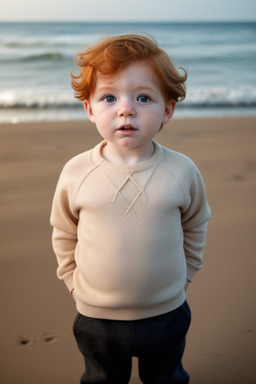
[50,162,80,292]
[52,228,77,292]
[180,163,211,282]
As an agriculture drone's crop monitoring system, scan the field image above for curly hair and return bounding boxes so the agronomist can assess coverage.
[71,34,187,103]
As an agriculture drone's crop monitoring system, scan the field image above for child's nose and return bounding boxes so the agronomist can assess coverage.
[118,100,135,117]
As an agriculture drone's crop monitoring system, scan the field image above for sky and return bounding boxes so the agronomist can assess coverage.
[0,0,256,22]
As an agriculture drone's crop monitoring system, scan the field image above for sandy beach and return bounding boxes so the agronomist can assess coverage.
[0,116,256,384]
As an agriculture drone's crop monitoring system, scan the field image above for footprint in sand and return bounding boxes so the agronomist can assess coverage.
[231,174,245,181]
[229,159,256,181]
[43,333,57,343]
[18,337,32,346]
[17,333,57,346]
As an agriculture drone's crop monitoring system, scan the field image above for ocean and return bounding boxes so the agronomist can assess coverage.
[0,21,255,123]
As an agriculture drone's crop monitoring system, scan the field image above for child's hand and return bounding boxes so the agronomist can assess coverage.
[71,289,76,302]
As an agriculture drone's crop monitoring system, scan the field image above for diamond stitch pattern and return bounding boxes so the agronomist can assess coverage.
[100,165,158,216]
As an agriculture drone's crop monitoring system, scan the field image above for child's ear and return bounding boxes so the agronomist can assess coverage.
[162,101,176,125]
[83,100,95,123]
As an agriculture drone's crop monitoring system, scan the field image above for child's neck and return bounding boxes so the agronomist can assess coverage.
[101,141,155,166]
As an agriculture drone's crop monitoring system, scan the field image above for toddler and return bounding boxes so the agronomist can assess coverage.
[50,34,211,384]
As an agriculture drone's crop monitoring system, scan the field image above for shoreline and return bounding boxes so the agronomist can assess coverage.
[1,110,256,125]
[1,116,256,383]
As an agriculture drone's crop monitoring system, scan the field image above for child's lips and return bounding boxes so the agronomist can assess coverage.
[118,124,137,133]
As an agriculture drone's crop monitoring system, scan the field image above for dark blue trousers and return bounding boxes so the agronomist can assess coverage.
[73,301,191,384]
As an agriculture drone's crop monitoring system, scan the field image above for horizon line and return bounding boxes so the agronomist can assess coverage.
[0,19,256,23]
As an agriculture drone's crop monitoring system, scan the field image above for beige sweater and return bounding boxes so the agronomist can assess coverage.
[50,140,211,320]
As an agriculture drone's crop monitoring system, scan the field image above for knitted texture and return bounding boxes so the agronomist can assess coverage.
[50,141,211,320]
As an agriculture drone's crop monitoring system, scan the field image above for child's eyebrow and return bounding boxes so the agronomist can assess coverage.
[95,85,157,94]
[135,86,157,94]
[95,86,116,94]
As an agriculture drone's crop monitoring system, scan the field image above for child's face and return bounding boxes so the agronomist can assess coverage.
[84,61,175,162]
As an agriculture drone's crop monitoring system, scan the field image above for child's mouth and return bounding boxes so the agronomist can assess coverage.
[118,125,137,132]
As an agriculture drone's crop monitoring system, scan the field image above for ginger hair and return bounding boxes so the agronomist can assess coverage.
[71,34,187,103]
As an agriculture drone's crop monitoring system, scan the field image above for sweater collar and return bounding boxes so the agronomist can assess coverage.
[92,140,162,172]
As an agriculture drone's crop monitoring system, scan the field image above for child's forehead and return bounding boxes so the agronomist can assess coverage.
[95,61,158,86]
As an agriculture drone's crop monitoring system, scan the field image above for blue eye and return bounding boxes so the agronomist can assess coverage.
[138,95,150,103]
[104,95,116,103]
